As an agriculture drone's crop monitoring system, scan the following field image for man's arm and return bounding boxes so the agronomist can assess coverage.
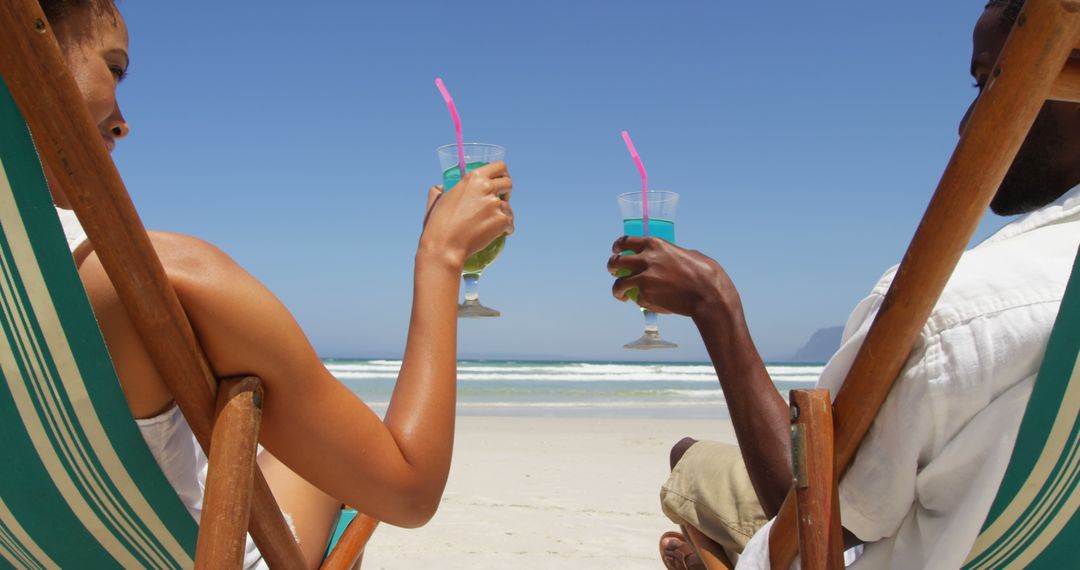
[692,302,792,517]
[609,236,791,516]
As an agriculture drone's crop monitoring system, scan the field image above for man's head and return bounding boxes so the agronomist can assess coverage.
[965,0,1080,215]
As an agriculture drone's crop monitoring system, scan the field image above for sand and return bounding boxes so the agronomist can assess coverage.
[362,416,737,569]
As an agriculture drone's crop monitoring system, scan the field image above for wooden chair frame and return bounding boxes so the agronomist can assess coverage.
[0,0,378,567]
[773,1,1080,568]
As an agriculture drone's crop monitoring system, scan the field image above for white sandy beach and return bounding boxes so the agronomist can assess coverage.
[363,416,737,569]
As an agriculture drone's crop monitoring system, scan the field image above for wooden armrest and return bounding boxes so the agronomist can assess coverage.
[1050,59,1080,102]
[321,513,380,569]
[788,390,842,570]
[196,377,263,569]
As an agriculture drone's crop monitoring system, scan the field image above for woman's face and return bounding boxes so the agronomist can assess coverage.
[48,3,130,207]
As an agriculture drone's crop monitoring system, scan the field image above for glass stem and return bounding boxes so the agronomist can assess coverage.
[643,309,659,334]
[463,273,481,302]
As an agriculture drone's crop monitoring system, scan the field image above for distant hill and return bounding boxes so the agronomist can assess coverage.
[790,326,844,363]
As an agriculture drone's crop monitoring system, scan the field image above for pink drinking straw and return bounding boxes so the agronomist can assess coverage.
[621,130,650,236]
[435,78,467,178]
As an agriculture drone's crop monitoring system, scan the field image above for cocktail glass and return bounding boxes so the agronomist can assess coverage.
[438,142,507,318]
[617,190,679,349]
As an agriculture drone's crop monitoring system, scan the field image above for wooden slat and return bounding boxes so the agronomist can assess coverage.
[769,495,798,567]
[196,377,263,569]
[321,514,380,569]
[0,2,306,567]
[1050,59,1080,101]
[770,0,1080,567]
[790,390,843,570]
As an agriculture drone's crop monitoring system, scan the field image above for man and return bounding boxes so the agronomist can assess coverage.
[607,1,1080,568]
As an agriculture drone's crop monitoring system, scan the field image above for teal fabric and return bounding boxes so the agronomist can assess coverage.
[324,509,359,560]
[963,247,1080,569]
[0,77,198,568]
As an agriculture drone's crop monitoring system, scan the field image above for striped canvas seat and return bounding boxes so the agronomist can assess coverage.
[0,78,199,568]
[963,246,1080,568]
[0,1,383,565]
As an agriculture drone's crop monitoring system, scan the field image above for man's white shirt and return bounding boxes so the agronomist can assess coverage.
[737,185,1080,569]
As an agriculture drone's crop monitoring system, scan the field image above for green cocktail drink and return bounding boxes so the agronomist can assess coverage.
[437,142,507,318]
[442,162,506,276]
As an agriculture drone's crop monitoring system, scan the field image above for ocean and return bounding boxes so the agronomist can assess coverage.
[325,359,825,419]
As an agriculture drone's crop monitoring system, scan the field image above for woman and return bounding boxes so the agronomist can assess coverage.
[38,0,515,567]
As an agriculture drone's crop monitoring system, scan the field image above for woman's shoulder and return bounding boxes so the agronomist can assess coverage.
[146,230,222,254]
[145,231,244,286]
[146,229,235,268]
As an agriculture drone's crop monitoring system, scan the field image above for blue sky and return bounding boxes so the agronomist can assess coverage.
[112,1,1009,362]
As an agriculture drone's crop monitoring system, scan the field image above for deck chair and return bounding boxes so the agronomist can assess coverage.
[0,0,378,567]
[764,1,1080,568]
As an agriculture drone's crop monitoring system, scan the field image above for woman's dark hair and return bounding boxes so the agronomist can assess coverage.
[38,0,116,27]
[37,0,116,41]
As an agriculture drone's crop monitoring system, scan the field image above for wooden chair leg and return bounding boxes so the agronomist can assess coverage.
[321,513,380,569]
[790,389,843,570]
[684,524,735,570]
[195,377,263,570]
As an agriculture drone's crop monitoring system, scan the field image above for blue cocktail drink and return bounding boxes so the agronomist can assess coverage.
[617,191,680,349]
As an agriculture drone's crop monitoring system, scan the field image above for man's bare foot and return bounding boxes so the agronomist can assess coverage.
[659,531,705,570]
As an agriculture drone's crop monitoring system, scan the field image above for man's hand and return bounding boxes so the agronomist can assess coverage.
[607,235,739,319]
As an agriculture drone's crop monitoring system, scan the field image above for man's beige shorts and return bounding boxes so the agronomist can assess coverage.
[660,440,768,561]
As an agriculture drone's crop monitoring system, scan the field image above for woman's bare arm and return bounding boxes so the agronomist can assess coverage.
[79,162,513,528]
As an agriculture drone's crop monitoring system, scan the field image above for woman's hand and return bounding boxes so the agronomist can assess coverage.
[607,236,740,319]
[419,161,514,269]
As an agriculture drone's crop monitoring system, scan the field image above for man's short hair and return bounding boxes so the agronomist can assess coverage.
[986,0,1025,31]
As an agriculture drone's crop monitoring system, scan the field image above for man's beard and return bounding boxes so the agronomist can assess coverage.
[991,107,1066,216]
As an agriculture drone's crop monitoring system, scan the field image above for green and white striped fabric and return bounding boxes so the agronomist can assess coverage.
[964,246,1080,569]
[0,79,198,568]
